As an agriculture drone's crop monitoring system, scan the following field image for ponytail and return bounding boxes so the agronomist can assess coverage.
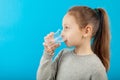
[92,8,110,72]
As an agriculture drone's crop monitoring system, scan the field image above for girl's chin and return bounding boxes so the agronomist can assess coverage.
[65,41,73,47]
[65,42,72,47]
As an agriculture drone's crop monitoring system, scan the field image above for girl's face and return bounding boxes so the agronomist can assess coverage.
[61,13,84,47]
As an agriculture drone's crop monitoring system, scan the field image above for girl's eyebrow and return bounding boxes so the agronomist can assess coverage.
[62,24,70,27]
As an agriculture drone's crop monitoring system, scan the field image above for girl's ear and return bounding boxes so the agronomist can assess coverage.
[82,24,93,38]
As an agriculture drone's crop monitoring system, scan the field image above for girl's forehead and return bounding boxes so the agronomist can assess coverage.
[62,14,77,26]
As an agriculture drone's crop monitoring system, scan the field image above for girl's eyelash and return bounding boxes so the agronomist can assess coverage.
[62,26,70,30]
[65,26,69,29]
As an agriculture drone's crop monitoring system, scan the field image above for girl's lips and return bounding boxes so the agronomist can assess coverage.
[62,38,67,42]
[62,37,67,43]
[63,38,66,41]
[64,40,67,43]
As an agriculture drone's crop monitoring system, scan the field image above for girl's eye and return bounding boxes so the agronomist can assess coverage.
[64,26,69,30]
[62,26,70,31]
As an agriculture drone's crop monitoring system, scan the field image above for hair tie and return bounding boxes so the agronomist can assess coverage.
[94,8,99,17]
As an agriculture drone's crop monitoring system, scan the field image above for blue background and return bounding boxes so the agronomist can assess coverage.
[0,0,119,80]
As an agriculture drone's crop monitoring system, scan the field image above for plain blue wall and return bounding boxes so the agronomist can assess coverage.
[0,0,119,80]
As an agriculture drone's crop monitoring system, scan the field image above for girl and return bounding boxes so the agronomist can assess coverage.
[37,6,110,80]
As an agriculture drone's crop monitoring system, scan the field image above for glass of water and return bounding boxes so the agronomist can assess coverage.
[54,29,64,43]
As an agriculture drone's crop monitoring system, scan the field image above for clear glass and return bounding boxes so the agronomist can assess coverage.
[54,29,64,43]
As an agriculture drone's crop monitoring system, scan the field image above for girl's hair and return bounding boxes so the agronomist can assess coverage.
[68,6,110,72]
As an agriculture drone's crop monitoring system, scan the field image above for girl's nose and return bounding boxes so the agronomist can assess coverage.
[61,30,66,41]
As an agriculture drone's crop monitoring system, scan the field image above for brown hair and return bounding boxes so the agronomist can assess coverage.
[68,6,110,72]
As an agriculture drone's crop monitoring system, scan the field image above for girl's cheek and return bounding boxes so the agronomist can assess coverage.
[67,35,73,43]
[66,32,73,42]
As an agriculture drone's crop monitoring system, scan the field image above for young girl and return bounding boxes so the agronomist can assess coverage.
[37,6,110,80]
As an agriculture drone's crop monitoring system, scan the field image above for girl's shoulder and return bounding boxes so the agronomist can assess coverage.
[89,54,106,72]
[58,48,72,56]
[55,48,73,59]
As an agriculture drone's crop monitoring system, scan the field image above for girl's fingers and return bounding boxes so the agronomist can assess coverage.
[50,43,60,50]
[43,32,60,54]
[44,32,54,43]
[49,32,54,37]
[43,41,60,51]
[45,32,54,39]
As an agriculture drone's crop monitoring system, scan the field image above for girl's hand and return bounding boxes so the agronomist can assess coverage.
[43,32,60,55]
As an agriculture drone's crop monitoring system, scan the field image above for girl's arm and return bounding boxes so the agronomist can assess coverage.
[36,49,64,80]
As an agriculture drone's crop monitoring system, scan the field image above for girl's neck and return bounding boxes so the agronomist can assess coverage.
[74,42,94,55]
